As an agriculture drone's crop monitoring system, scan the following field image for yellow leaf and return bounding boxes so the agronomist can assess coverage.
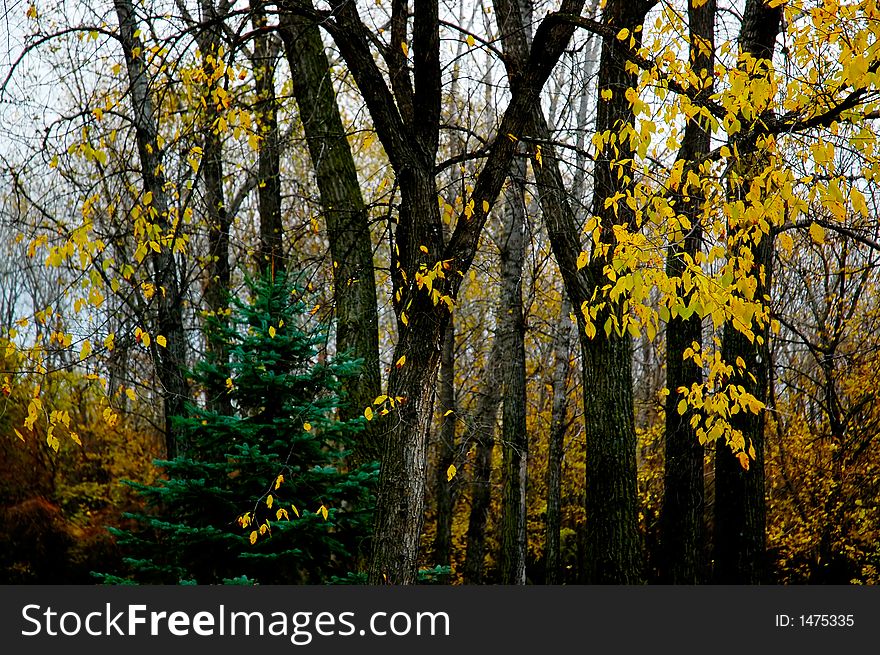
[14,428,25,442]
[617,28,630,41]
[80,339,92,360]
[318,505,329,520]
[269,325,276,338]
[446,464,457,482]
[419,245,429,254]
[374,394,388,405]
[443,409,454,417]
[275,474,284,490]
[777,232,793,253]
[291,504,300,517]
[104,333,115,351]
[396,355,406,368]
[303,422,311,431]
[141,332,151,348]
[809,222,825,245]
[249,531,258,545]
[70,431,82,446]
[364,406,374,421]
[736,451,750,471]
[601,88,612,101]
[466,34,475,48]
[266,494,273,509]
[143,191,153,205]
[125,388,136,402]
[577,251,588,270]
[156,335,167,348]
[401,41,409,57]
[482,200,490,213]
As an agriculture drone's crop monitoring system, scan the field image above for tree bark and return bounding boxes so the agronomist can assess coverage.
[252,3,284,277]
[463,338,504,584]
[113,0,189,458]
[432,319,456,575]
[660,0,715,584]
[196,0,232,416]
[713,0,782,584]
[498,162,529,585]
[545,295,573,584]
[278,12,381,462]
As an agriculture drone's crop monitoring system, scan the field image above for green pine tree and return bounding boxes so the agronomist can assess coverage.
[102,271,378,584]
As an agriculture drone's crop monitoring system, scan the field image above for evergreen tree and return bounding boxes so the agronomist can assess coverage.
[103,271,378,584]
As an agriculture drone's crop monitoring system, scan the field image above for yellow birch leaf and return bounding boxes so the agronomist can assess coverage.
[275,474,284,489]
[809,222,825,244]
[156,335,167,348]
[318,505,329,520]
[266,494,273,509]
[364,406,374,421]
[446,464,457,482]
[249,531,258,544]
[466,34,475,48]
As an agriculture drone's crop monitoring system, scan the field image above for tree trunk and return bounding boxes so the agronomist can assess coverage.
[713,0,782,584]
[432,319,456,575]
[198,0,232,416]
[252,3,284,277]
[463,339,504,584]
[545,295,573,584]
[113,0,189,458]
[660,0,715,584]
[499,162,529,585]
[279,12,381,463]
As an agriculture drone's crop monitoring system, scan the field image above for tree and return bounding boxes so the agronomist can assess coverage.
[659,0,714,585]
[105,271,377,584]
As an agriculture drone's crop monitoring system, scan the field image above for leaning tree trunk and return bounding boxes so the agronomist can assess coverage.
[279,12,381,462]
[660,0,715,584]
[113,0,189,457]
[713,0,782,584]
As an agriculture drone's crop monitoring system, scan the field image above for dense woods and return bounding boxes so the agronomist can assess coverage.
[2,0,880,585]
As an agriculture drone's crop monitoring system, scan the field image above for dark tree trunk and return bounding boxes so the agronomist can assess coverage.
[252,3,284,277]
[576,0,652,584]
[432,319,457,575]
[499,163,529,585]
[197,0,232,416]
[660,0,715,585]
[713,0,782,584]
[278,12,381,462]
[545,295,573,584]
[491,0,532,589]
[463,339,503,584]
[113,0,189,457]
